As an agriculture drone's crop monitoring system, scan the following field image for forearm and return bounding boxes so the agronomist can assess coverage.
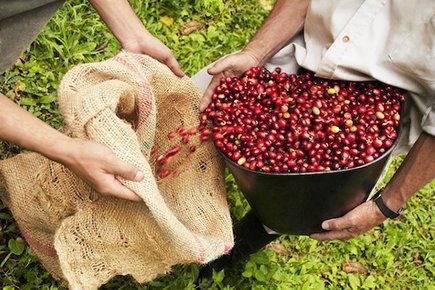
[0,94,73,163]
[89,0,150,49]
[244,0,309,65]
[382,132,435,211]
[0,94,143,200]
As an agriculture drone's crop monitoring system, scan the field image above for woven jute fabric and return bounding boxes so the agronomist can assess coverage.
[0,51,233,289]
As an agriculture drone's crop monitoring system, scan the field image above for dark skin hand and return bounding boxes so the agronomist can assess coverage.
[311,132,435,241]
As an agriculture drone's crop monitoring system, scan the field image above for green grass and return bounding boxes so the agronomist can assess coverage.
[0,0,434,289]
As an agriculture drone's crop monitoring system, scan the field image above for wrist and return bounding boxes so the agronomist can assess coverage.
[369,199,388,223]
[44,135,80,166]
[372,190,404,219]
[242,46,266,66]
[119,28,150,52]
[379,188,405,213]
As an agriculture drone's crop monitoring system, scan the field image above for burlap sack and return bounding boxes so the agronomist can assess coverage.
[0,51,233,289]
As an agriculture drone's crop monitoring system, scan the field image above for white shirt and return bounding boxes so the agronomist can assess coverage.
[191,0,434,233]
[266,0,435,144]
[194,0,434,145]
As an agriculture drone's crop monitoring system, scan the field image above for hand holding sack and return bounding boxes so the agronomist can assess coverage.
[0,51,233,289]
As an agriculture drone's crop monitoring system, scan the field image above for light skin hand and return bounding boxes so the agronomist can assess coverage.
[311,132,435,241]
[0,94,144,201]
[122,33,184,77]
[199,51,260,111]
[199,0,309,111]
[0,0,167,201]
[89,0,184,77]
[61,139,144,201]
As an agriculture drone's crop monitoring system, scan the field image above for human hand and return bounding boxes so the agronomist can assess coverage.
[0,94,142,201]
[122,33,184,77]
[199,51,260,111]
[61,139,144,201]
[310,200,387,241]
[89,0,184,77]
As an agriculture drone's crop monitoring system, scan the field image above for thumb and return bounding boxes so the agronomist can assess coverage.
[207,57,232,76]
[112,159,144,182]
[200,75,221,112]
[322,216,352,231]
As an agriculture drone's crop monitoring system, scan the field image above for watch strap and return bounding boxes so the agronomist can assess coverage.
[373,191,403,219]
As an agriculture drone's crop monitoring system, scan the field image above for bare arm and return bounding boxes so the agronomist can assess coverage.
[0,93,144,201]
[312,131,435,241]
[89,0,184,77]
[1,0,189,200]
[0,93,69,161]
[199,0,309,111]
[243,0,308,65]
[382,132,435,211]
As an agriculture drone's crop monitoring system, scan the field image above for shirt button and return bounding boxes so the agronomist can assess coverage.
[342,35,350,43]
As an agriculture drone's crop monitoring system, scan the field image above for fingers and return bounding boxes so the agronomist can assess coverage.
[321,216,353,231]
[165,55,185,77]
[111,158,144,182]
[199,57,235,112]
[310,229,354,241]
[65,139,145,201]
[97,157,143,201]
[207,57,230,75]
[310,201,387,241]
[103,156,144,201]
[310,216,356,241]
[199,75,221,112]
[128,37,184,77]
[199,52,259,112]
[101,178,143,202]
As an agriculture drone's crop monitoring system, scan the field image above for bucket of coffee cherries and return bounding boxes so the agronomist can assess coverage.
[202,67,405,234]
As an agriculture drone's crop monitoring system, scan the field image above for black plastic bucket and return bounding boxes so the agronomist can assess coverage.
[218,140,398,235]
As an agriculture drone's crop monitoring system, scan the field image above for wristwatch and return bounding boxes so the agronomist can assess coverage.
[372,190,403,219]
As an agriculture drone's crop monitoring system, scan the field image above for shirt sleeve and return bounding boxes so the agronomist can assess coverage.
[0,0,64,74]
[421,100,435,136]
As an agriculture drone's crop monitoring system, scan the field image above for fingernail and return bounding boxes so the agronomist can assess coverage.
[322,222,329,230]
[134,171,144,181]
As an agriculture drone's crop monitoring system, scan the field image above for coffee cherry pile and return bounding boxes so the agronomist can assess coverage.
[204,67,405,173]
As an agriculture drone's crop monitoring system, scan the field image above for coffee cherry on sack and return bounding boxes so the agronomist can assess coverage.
[160,169,170,178]
[155,125,202,179]
[205,66,405,173]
